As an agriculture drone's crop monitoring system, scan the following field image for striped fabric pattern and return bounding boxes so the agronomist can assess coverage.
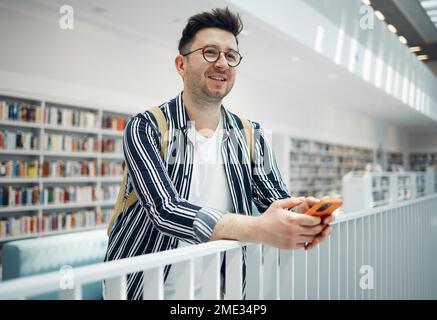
[104,92,290,300]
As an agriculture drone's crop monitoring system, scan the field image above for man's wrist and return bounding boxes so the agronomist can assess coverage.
[210,213,261,243]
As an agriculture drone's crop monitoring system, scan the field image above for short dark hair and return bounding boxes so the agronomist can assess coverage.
[178,7,243,54]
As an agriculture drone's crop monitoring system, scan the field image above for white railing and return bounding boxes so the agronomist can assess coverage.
[0,195,436,300]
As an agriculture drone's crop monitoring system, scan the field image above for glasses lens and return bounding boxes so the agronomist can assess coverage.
[226,50,240,67]
[203,47,220,62]
[202,46,241,67]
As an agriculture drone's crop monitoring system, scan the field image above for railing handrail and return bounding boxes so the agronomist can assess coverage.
[333,194,437,224]
[0,194,436,299]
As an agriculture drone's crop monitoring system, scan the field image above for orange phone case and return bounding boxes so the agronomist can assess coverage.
[306,198,343,217]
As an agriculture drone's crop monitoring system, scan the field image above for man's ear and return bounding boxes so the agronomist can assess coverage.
[175,55,185,77]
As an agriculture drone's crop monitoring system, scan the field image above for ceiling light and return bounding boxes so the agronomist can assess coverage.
[387,24,397,33]
[418,55,429,61]
[431,16,437,22]
[420,0,437,9]
[399,36,407,44]
[361,0,371,5]
[374,10,385,21]
[409,46,422,52]
[427,9,437,15]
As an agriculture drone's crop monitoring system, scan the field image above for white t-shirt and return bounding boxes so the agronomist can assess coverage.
[164,114,234,299]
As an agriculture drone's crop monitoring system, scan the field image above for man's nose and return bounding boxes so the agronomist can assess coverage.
[214,52,230,69]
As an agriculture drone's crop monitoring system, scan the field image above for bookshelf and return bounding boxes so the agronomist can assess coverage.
[342,171,430,213]
[387,151,404,171]
[425,167,437,195]
[272,135,373,199]
[0,94,130,242]
[409,152,437,171]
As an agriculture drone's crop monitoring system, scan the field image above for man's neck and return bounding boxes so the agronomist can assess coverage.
[182,91,222,135]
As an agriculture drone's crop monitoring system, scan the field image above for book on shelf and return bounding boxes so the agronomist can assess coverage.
[0,129,39,150]
[41,159,97,178]
[0,160,39,178]
[45,106,100,129]
[0,186,40,206]
[0,100,43,123]
[100,161,123,176]
[44,133,99,153]
[101,138,123,153]
[0,209,112,239]
[42,185,98,205]
[102,115,127,131]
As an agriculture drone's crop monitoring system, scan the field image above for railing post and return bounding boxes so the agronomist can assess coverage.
[263,246,279,299]
[58,286,82,300]
[246,244,263,299]
[172,260,195,300]
[105,275,127,300]
[225,248,242,300]
[202,253,221,300]
[143,266,164,300]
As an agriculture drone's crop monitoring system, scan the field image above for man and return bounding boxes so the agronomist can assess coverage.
[105,7,333,300]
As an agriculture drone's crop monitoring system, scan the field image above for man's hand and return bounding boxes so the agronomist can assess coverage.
[210,197,334,250]
[256,197,326,249]
[304,215,334,251]
[290,196,335,251]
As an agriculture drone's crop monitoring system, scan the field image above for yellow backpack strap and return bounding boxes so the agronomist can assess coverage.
[241,118,254,163]
[148,106,169,160]
[107,107,168,236]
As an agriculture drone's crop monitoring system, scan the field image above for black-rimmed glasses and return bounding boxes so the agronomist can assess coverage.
[182,45,243,67]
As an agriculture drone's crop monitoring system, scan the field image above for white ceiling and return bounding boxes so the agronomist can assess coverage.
[21,0,437,130]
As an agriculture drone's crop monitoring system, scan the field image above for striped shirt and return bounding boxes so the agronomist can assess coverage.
[104,92,290,300]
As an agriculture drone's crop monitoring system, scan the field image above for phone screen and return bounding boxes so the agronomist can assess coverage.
[317,203,331,212]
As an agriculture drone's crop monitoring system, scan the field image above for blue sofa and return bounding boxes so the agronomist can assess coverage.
[1,229,108,299]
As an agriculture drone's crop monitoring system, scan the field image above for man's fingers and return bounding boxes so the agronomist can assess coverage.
[299,224,325,236]
[305,196,320,207]
[295,213,321,227]
[305,226,333,250]
[323,215,335,224]
[275,197,305,209]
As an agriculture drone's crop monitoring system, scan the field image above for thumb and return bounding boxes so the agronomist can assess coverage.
[275,197,305,209]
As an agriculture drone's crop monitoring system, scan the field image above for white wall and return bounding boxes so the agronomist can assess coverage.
[0,0,411,153]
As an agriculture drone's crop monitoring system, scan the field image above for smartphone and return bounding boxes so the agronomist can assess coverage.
[306,198,343,218]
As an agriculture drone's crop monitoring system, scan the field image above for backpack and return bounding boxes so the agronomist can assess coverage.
[107,106,254,236]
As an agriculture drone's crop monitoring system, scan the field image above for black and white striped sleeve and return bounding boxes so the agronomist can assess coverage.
[123,114,224,244]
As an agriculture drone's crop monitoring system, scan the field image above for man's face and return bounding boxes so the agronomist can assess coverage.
[181,27,239,103]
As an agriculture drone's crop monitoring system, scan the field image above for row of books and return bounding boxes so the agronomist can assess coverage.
[101,185,120,201]
[0,160,123,179]
[102,138,123,153]
[42,186,98,204]
[1,185,120,206]
[0,101,43,123]
[291,139,373,157]
[102,115,128,132]
[0,209,111,239]
[100,161,123,176]
[44,133,99,153]
[290,156,369,168]
[0,186,40,206]
[0,160,39,178]
[0,129,39,150]
[45,106,100,129]
[41,159,98,178]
